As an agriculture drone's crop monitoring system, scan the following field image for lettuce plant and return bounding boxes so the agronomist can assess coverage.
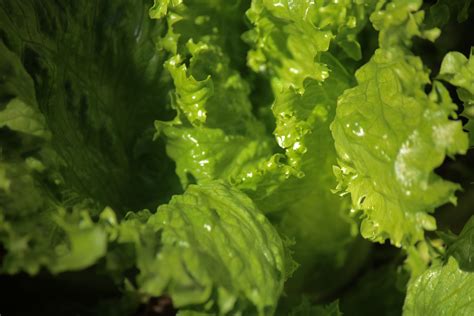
[0,0,473,315]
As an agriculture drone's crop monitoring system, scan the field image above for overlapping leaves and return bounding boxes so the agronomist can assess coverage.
[331,0,469,247]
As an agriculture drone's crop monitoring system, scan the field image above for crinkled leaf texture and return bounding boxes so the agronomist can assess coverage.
[124,181,287,316]
[152,0,374,300]
[404,217,474,314]
[331,0,469,247]
[151,0,374,300]
[154,41,273,188]
[151,0,274,190]
[261,67,368,297]
[332,47,468,247]
[404,257,474,316]
[244,0,377,91]
[439,50,474,113]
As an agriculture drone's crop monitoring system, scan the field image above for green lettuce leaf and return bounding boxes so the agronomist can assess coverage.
[404,257,474,315]
[370,0,441,49]
[154,42,273,188]
[331,0,469,247]
[117,181,287,315]
[0,0,179,275]
[153,0,374,299]
[238,0,376,212]
[149,0,250,69]
[438,50,474,115]
[1,0,473,314]
[233,0,378,299]
[440,216,474,272]
[261,67,368,298]
[404,215,474,314]
[151,0,274,189]
[244,0,377,91]
[0,34,109,274]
